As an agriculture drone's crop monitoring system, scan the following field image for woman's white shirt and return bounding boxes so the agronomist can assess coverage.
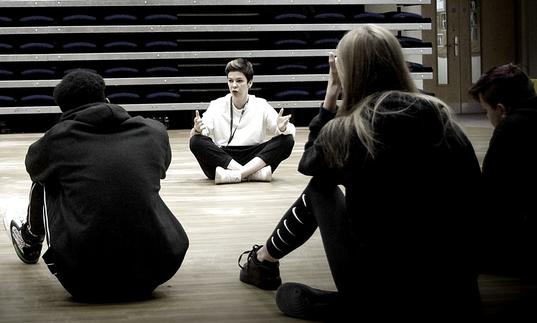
[202,94,296,147]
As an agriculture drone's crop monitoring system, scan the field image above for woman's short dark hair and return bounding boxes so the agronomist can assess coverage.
[225,58,254,82]
[469,63,536,111]
[53,69,106,112]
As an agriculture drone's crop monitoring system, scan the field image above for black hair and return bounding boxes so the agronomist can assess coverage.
[469,63,536,112]
[224,58,254,82]
[53,69,106,112]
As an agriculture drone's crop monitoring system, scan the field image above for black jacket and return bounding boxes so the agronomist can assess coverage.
[299,94,482,319]
[481,96,537,275]
[25,102,188,300]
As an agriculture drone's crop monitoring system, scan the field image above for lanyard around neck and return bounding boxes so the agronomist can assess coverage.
[228,96,247,146]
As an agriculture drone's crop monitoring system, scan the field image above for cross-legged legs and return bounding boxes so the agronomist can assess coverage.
[190,134,294,183]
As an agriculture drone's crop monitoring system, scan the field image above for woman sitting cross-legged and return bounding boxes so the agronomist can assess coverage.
[189,58,295,184]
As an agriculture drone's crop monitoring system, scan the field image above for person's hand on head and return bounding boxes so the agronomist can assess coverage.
[277,108,291,132]
[324,51,341,113]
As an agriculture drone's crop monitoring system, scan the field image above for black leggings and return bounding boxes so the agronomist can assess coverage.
[27,182,45,237]
[264,176,358,295]
[189,134,294,179]
[264,177,483,320]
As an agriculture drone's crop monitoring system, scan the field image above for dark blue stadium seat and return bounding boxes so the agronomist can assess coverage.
[0,42,13,53]
[0,16,13,26]
[103,41,138,51]
[384,11,431,23]
[179,88,226,101]
[0,68,14,79]
[273,13,307,23]
[63,68,98,76]
[274,89,310,100]
[19,15,55,25]
[314,89,326,99]
[353,12,385,23]
[20,68,57,78]
[103,67,139,77]
[62,42,98,52]
[143,14,178,24]
[145,91,181,103]
[176,37,260,51]
[313,63,329,73]
[0,95,16,106]
[106,92,141,104]
[275,64,308,74]
[62,15,97,24]
[273,39,307,49]
[103,14,138,24]
[312,38,339,48]
[19,42,55,53]
[145,66,180,76]
[144,40,178,51]
[20,94,55,105]
[312,12,346,22]
[397,35,432,48]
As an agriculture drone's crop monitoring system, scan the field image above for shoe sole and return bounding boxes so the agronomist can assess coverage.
[276,282,336,320]
[10,223,40,264]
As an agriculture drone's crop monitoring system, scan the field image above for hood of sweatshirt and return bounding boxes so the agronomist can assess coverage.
[59,102,131,129]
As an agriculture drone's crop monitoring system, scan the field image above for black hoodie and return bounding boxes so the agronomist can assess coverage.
[25,102,189,300]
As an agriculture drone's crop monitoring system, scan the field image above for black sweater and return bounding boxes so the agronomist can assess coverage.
[299,94,483,317]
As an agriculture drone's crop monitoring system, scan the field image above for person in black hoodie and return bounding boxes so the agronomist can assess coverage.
[3,70,189,301]
[469,63,537,280]
[238,25,483,321]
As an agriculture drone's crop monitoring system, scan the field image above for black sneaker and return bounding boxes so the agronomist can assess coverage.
[3,209,43,264]
[238,244,282,290]
[276,282,340,320]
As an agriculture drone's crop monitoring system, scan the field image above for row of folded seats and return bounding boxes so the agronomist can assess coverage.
[0,38,337,53]
[0,34,431,54]
[0,84,436,108]
[0,61,431,80]
[0,9,430,26]
[0,83,334,107]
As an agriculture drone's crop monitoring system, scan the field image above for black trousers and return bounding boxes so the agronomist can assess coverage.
[265,176,483,321]
[264,177,356,295]
[27,182,45,237]
[189,134,294,179]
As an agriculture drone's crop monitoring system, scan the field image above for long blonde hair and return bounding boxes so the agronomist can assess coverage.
[317,25,458,166]
[320,91,461,167]
[335,24,417,115]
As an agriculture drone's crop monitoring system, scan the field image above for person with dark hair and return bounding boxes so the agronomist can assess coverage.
[238,25,482,321]
[469,63,537,280]
[189,58,295,184]
[3,69,189,301]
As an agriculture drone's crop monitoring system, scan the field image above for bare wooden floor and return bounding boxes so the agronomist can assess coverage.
[0,114,526,322]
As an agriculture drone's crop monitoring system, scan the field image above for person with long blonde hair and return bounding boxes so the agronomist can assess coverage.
[238,25,482,321]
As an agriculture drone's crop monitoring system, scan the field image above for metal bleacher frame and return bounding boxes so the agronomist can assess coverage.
[0,0,432,116]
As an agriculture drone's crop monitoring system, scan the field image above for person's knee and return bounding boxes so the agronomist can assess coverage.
[189,135,204,154]
[280,134,295,157]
